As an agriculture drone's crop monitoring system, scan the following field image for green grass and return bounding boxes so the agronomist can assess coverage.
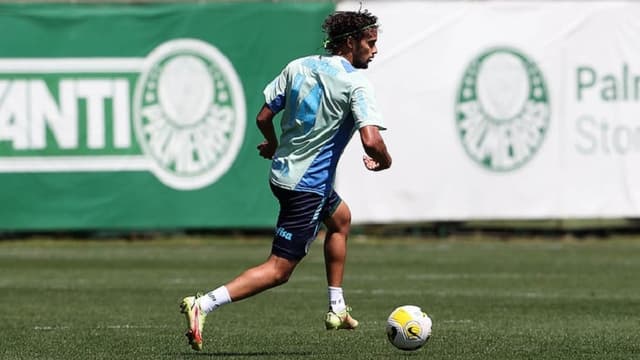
[1,236,639,359]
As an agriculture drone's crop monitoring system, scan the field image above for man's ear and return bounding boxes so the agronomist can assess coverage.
[346,36,355,50]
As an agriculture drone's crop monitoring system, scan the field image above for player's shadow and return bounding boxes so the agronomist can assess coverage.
[178,350,313,357]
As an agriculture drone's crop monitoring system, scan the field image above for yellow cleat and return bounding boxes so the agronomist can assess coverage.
[325,306,359,330]
[179,295,207,351]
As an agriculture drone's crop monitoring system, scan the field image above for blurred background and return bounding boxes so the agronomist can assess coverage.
[1,0,640,239]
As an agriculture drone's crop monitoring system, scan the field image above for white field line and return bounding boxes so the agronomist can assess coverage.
[34,324,169,331]
[34,326,70,331]
[268,273,568,282]
[274,287,640,301]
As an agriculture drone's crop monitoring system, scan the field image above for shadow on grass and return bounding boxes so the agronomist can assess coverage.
[175,351,313,357]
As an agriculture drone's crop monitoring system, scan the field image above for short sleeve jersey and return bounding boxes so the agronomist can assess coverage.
[263,55,385,196]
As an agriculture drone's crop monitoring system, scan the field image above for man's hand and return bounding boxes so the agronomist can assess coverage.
[257,140,277,159]
[363,155,383,171]
[359,126,392,171]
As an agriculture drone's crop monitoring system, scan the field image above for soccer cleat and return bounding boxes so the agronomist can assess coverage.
[325,306,359,330]
[180,294,207,351]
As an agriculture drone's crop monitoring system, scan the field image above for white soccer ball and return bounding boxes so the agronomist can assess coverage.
[386,305,432,351]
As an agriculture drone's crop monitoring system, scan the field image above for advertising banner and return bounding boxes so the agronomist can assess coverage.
[336,1,640,223]
[0,2,334,230]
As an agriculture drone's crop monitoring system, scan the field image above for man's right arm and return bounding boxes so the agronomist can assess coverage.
[359,125,392,171]
[256,104,278,159]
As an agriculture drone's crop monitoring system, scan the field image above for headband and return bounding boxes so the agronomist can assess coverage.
[323,23,379,49]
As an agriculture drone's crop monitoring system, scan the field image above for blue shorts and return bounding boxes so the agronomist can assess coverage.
[270,183,342,261]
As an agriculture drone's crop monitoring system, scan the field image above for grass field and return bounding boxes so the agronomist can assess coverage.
[1,235,639,359]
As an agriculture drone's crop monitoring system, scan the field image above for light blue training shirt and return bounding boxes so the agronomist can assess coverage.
[263,55,385,196]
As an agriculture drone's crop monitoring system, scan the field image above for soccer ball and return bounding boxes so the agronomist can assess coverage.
[386,305,432,351]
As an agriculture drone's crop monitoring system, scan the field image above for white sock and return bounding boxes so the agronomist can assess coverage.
[198,286,232,314]
[328,286,346,313]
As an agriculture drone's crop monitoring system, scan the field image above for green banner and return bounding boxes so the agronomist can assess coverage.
[0,2,334,231]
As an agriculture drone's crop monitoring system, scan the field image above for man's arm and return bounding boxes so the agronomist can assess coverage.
[359,125,392,171]
[256,103,278,159]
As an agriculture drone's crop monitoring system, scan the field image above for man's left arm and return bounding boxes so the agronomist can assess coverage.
[360,125,392,171]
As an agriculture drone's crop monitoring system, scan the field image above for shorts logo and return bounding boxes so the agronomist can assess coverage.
[0,38,246,190]
[276,227,293,241]
[455,46,550,172]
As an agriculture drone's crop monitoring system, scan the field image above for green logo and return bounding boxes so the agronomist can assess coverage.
[134,39,245,189]
[455,47,550,171]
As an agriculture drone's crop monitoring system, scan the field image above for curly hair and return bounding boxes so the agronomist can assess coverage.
[322,10,378,54]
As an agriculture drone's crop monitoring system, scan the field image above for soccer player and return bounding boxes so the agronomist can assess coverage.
[180,9,392,351]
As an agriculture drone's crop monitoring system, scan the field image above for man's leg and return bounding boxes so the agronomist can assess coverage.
[181,254,298,351]
[225,254,298,301]
[323,201,351,288]
[323,200,358,330]
[181,184,319,350]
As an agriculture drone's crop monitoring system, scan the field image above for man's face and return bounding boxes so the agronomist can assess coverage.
[352,28,378,69]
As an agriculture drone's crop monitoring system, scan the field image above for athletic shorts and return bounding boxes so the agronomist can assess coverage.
[270,183,342,261]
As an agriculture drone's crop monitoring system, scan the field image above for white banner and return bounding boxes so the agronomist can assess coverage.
[335,1,640,223]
